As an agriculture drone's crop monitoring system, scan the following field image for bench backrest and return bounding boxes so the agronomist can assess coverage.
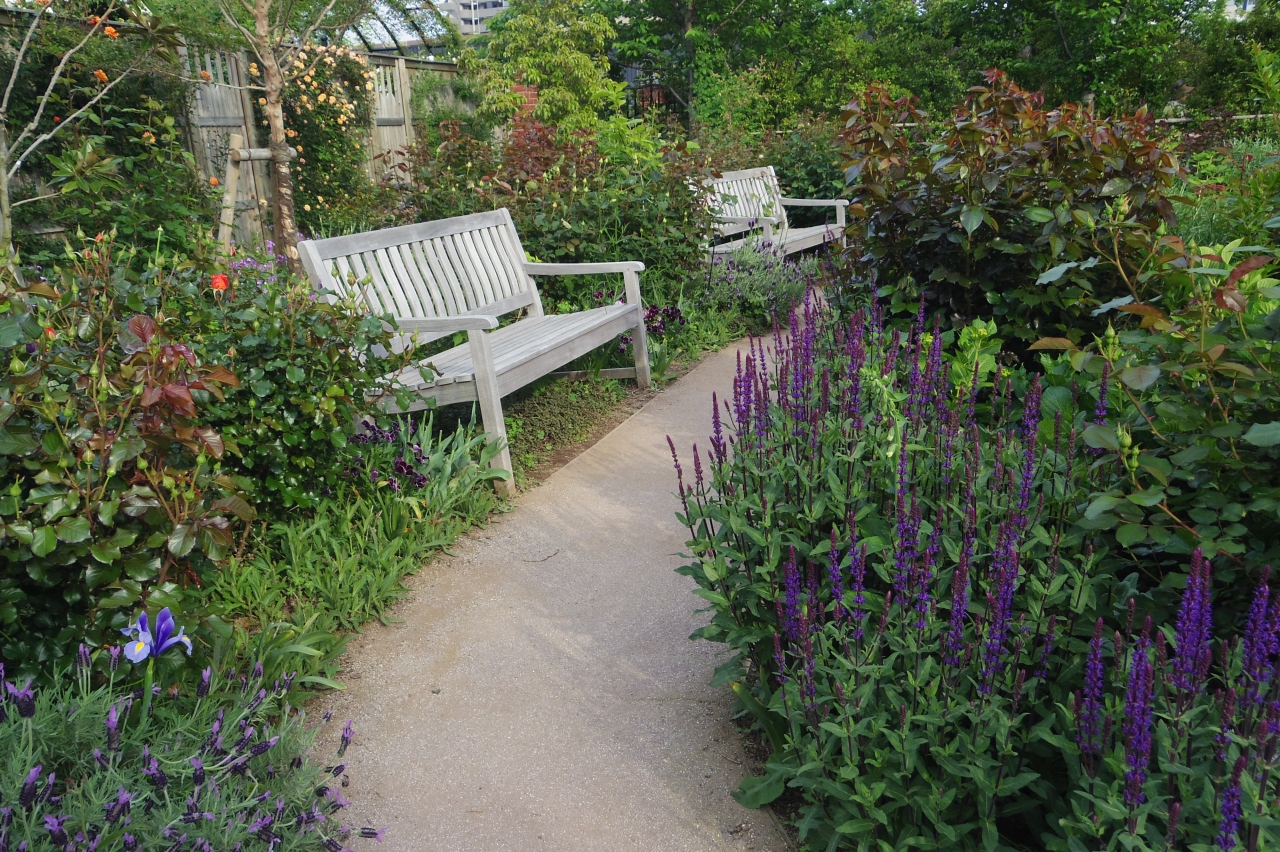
[705,166,787,238]
[298,208,544,329]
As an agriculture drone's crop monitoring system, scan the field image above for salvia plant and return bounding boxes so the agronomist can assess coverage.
[0,638,384,852]
[671,297,1280,850]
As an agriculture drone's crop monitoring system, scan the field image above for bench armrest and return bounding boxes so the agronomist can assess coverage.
[779,197,849,208]
[523,261,646,275]
[393,315,500,333]
[522,261,645,309]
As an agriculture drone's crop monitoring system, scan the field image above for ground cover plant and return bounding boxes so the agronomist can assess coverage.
[209,414,503,632]
[0,631,384,851]
[672,296,1280,849]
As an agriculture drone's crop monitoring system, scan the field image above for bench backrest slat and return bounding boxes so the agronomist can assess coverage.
[704,166,788,237]
[299,209,540,324]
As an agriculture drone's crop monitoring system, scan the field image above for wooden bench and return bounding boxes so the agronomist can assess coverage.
[298,208,651,495]
[705,166,848,256]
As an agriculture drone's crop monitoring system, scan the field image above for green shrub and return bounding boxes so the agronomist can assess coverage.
[185,249,398,509]
[0,245,251,677]
[398,115,714,308]
[1174,136,1280,248]
[1037,243,1280,597]
[208,415,503,631]
[696,243,819,332]
[34,98,217,264]
[837,72,1185,348]
[0,240,401,674]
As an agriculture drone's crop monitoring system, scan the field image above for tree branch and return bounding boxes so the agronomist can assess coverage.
[2,8,47,118]
[10,0,119,155]
[10,52,151,179]
[11,191,61,209]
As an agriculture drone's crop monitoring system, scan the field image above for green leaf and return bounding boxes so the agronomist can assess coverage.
[1127,488,1166,507]
[1243,422,1280,447]
[109,436,146,467]
[1118,365,1161,391]
[1025,207,1054,223]
[960,205,984,235]
[1082,424,1119,451]
[167,523,197,557]
[1086,495,1120,519]
[1116,524,1147,547]
[733,772,786,808]
[1037,261,1077,284]
[0,427,38,456]
[54,516,91,543]
[31,525,57,557]
[84,563,121,588]
[1101,177,1133,196]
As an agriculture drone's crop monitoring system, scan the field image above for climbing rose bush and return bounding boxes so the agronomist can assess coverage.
[672,298,1280,849]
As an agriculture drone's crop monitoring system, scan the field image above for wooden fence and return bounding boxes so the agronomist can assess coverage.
[182,49,457,246]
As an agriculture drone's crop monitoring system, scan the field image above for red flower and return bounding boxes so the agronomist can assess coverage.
[211,274,230,292]
[44,327,55,339]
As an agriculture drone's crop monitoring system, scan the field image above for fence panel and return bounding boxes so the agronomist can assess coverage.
[367,56,414,183]
[182,47,268,248]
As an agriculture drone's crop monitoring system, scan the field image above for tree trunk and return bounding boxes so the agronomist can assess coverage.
[0,126,19,290]
[265,94,302,275]
[683,1,696,130]
[255,3,303,275]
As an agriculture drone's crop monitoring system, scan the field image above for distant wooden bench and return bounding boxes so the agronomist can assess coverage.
[705,166,848,255]
[298,208,651,495]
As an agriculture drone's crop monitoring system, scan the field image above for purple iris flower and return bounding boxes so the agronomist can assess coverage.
[121,608,193,663]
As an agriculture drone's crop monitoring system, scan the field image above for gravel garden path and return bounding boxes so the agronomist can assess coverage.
[317,343,790,852]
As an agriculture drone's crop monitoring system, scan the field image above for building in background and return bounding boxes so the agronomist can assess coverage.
[436,0,507,35]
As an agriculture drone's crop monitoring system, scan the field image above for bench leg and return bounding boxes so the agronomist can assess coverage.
[623,269,652,388]
[467,329,515,496]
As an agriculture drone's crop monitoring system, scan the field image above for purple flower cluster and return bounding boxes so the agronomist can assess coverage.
[348,419,432,491]
[1172,548,1213,708]
[1077,619,1106,778]
[1122,621,1154,809]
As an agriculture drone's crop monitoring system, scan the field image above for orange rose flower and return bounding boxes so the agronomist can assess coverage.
[93,70,108,84]
[199,70,212,82]
[209,177,219,187]
[103,26,118,38]
[211,274,230,292]
[87,15,100,25]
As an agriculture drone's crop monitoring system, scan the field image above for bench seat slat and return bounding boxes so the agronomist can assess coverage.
[388,304,635,393]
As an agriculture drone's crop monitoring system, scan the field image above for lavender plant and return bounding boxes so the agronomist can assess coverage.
[0,644,383,851]
[696,243,822,333]
[672,298,1280,849]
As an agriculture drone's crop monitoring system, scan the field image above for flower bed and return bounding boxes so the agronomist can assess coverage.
[673,298,1279,849]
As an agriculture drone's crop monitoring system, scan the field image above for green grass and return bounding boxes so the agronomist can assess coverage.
[503,377,629,482]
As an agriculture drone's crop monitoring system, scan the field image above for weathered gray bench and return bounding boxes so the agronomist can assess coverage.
[298,208,651,495]
[705,166,848,255]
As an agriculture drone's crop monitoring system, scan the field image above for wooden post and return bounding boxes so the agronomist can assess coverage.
[217,132,243,260]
